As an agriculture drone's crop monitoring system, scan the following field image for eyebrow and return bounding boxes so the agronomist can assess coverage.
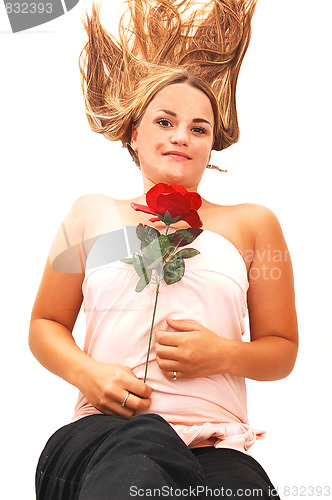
[156,109,212,128]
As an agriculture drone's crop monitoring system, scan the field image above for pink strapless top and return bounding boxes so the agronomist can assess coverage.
[73,226,265,454]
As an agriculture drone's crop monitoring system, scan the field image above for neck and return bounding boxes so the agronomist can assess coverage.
[142,178,200,194]
[131,192,212,211]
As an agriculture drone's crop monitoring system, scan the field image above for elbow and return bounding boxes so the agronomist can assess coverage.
[287,338,298,373]
[277,339,298,380]
[28,318,43,359]
[28,320,37,356]
[260,337,298,381]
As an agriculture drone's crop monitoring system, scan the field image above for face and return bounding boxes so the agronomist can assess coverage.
[131,83,215,192]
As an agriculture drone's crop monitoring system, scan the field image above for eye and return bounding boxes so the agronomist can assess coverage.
[157,118,172,127]
[156,119,208,135]
[192,126,207,135]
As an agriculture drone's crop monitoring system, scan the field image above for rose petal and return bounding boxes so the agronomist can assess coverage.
[139,183,202,226]
[169,184,188,195]
[156,192,190,218]
[181,209,203,228]
[146,183,174,211]
[130,203,156,215]
[185,192,202,210]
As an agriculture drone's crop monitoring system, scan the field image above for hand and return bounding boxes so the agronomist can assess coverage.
[77,359,152,417]
[155,317,231,380]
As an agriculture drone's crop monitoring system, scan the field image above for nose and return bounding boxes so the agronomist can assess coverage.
[170,125,189,146]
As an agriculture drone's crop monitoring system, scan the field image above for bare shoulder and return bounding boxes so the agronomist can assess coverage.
[69,193,121,235]
[237,202,281,228]
[204,200,281,234]
[71,193,116,215]
[231,202,278,221]
[204,199,277,217]
[237,204,286,252]
[233,203,289,267]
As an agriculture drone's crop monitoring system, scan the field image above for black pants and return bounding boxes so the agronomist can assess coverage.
[36,413,280,499]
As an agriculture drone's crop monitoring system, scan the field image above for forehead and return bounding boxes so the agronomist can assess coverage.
[146,83,214,121]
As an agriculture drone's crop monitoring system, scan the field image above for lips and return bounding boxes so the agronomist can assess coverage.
[163,151,192,160]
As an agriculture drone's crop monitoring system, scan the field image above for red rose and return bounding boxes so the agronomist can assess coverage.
[131,183,203,228]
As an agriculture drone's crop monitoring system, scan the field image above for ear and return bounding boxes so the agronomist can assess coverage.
[131,123,138,151]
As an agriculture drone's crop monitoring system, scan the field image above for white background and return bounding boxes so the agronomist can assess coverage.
[1,0,331,498]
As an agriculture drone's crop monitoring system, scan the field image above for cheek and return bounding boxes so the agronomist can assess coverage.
[197,140,213,160]
[138,127,160,151]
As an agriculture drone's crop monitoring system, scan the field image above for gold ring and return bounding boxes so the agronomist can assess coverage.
[121,391,130,408]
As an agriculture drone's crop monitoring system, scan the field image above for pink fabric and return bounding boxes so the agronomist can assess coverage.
[73,227,265,454]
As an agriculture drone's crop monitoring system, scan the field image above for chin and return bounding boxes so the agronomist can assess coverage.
[164,167,191,182]
[164,174,192,187]
[167,168,202,186]
[145,163,199,188]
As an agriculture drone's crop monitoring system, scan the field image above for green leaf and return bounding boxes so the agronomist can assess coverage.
[146,255,163,270]
[162,211,180,225]
[135,277,149,292]
[168,228,203,248]
[158,235,171,258]
[120,257,134,264]
[171,216,181,223]
[174,248,200,259]
[163,255,185,285]
[155,262,164,280]
[132,253,152,285]
[163,210,173,225]
[141,237,163,266]
[141,233,173,270]
[136,224,160,249]
[133,253,144,277]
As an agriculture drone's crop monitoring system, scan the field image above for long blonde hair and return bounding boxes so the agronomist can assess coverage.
[79,0,257,165]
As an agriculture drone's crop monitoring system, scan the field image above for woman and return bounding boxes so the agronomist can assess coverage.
[29,1,298,498]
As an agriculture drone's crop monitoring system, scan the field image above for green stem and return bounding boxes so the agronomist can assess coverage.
[143,281,161,383]
[143,223,170,383]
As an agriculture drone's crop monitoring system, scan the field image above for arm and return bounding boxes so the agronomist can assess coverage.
[155,206,298,381]
[235,205,299,380]
[29,196,151,416]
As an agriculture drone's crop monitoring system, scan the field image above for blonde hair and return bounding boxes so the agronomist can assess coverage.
[79,0,257,165]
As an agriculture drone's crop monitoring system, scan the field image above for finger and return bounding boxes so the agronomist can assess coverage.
[155,331,183,346]
[116,391,132,416]
[165,316,200,331]
[129,380,152,399]
[121,371,152,399]
[94,398,134,418]
[116,404,135,418]
[118,390,131,410]
[99,406,134,418]
[164,370,184,381]
[155,343,179,360]
[156,356,182,372]
[120,391,152,412]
